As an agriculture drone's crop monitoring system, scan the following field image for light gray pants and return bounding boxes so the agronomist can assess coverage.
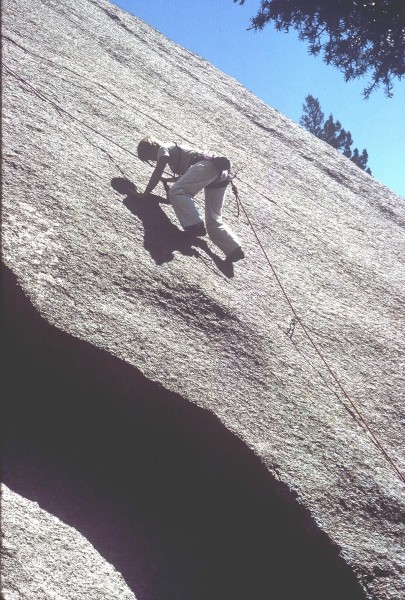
[168,160,241,256]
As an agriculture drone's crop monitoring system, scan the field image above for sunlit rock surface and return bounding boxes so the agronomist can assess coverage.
[2,0,404,598]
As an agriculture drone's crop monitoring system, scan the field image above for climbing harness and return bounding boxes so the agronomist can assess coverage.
[170,143,231,186]
[5,62,404,485]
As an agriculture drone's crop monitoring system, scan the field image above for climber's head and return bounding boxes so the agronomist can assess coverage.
[137,137,160,162]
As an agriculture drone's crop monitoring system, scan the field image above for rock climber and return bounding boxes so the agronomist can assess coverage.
[137,137,245,263]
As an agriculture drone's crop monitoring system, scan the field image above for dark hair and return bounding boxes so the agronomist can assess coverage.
[137,137,159,161]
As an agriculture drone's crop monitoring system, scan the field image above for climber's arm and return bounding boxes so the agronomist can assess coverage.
[143,156,169,196]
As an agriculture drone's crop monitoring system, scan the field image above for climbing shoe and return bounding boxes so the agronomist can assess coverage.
[184,222,207,237]
[226,247,245,263]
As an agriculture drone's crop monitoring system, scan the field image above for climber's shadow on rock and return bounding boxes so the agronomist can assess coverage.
[111,178,233,277]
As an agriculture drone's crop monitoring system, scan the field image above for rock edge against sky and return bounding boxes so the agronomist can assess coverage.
[2,0,405,598]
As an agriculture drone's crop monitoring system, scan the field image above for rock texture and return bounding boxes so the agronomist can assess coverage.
[1,485,136,600]
[2,0,405,599]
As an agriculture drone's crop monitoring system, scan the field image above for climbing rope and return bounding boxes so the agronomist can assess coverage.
[5,62,404,484]
[231,183,405,485]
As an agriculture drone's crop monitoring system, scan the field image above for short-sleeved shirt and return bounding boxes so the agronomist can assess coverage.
[157,142,203,176]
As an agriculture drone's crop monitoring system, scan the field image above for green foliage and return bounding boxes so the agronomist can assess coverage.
[299,94,324,137]
[351,148,372,174]
[234,0,405,97]
[300,95,372,174]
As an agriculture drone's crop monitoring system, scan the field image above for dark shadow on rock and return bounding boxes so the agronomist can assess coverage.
[2,263,366,600]
[111,177,234,277]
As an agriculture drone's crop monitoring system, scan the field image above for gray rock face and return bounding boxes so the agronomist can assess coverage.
[2,0,404,599]
[1,486,136,599]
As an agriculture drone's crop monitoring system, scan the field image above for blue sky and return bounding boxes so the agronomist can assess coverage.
[111,0,405,198]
